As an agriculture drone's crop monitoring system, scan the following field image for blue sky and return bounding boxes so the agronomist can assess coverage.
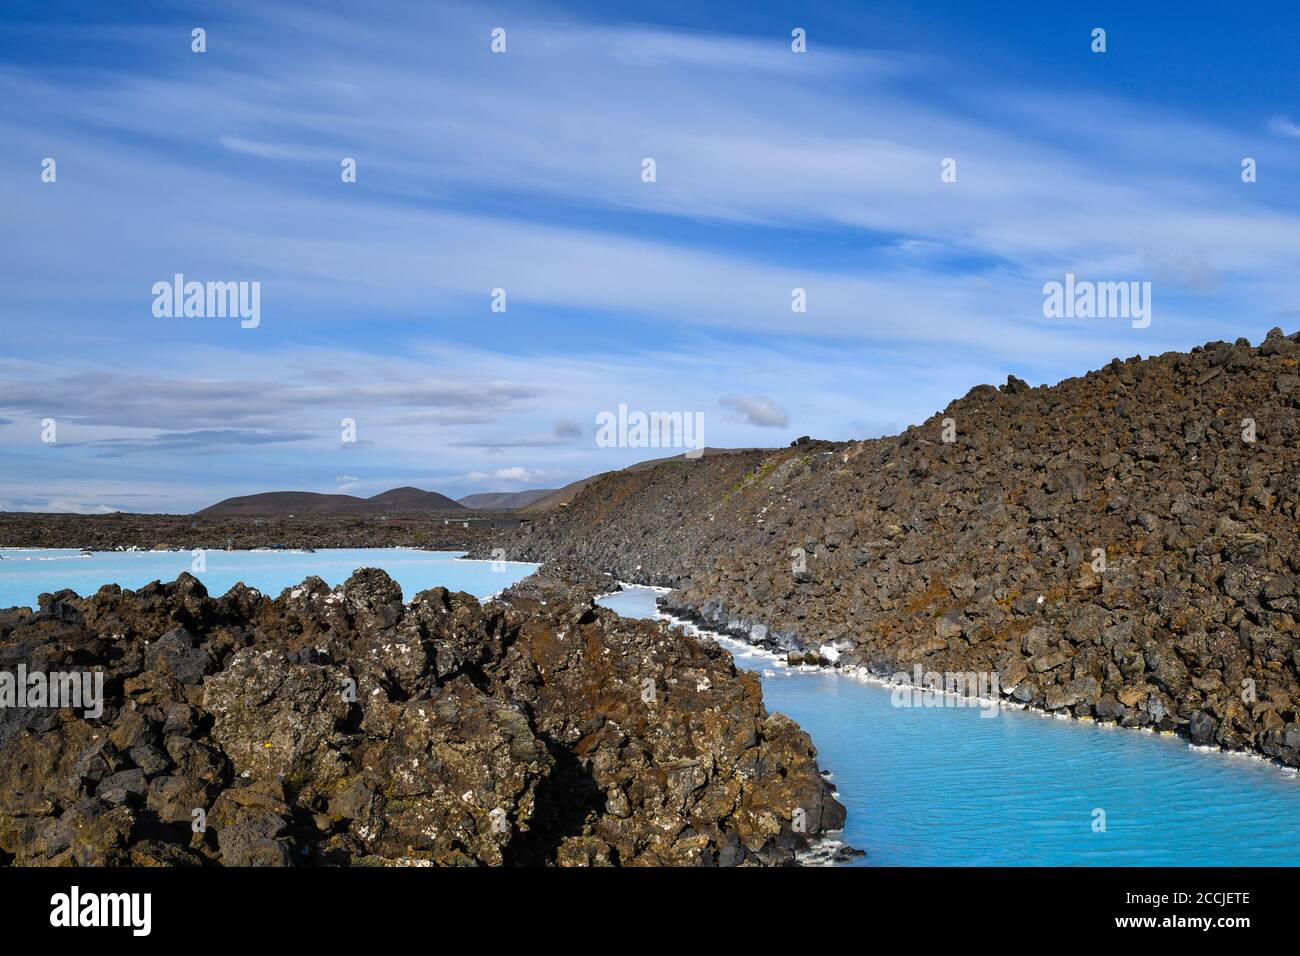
[2,0,1299,513]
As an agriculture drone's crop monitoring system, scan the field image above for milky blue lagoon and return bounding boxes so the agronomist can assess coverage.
[0,548,536,609]
[5,550,1298,866]
[599,585,1300,866]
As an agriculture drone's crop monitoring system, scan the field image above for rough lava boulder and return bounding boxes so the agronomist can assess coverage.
[483,329,1300,767]
[0,563,846,866]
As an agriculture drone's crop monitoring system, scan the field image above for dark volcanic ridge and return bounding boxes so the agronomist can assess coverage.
[0,513,510,552]
[0,562,846,866]
[457,490,557,511]
[198,486,466,517]
[525,447,770,513]
[481,328,1300,768]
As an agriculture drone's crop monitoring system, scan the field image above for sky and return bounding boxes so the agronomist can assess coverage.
[2,0,1299,513]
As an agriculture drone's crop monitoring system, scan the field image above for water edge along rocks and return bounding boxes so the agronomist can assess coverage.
[0,562,846,866]
[480,330,1300,768]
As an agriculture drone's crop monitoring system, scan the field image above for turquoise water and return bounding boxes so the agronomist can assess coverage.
[7,551,1299,865]
[0,548,537,609]
[599,585,1300,866]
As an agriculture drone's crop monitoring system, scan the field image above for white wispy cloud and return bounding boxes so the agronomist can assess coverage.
[465,466,548,485]
[0,0,1295,512]
[720,395,790,428]
[1266,115,1300,138]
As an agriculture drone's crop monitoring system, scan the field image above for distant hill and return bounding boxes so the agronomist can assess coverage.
[199,452,764,517]
[457,490,557,510]
[522,448,766,513]
[197,486,466,517]
[365,487,467,511]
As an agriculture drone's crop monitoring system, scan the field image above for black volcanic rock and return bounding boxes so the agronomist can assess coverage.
[482,330,1300,766]
[0,566,844,866]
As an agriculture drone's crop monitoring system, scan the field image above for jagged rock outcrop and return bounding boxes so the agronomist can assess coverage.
[483,329,1300,766]
[0,564,844,866]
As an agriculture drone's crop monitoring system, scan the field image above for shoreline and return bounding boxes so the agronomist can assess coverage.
[0,551,541,612]
[0,562,841,866]
[608,581,1300,780]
